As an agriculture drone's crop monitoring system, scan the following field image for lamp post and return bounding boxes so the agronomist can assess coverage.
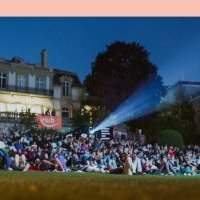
[84,105,93,126]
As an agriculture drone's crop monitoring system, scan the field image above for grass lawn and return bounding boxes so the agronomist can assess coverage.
[0,171,199,200]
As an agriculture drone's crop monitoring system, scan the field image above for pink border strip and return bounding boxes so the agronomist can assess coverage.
[0,0,199,16]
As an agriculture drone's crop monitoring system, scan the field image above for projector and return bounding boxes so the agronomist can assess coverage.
[93,127,112,140]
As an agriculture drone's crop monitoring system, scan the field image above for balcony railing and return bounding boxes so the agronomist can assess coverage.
[0,86,53,96]
[0,112,21,122]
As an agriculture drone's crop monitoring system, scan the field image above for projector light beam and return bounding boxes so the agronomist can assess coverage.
[90,78,162,134]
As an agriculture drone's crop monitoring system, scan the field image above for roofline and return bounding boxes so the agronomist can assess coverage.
[176,81,200,86]
[53,68,78,77]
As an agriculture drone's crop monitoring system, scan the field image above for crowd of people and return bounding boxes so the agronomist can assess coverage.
[0,127,200,176]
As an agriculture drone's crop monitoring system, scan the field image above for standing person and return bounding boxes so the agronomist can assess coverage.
[123,152,133,175]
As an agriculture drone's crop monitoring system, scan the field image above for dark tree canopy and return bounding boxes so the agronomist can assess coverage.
[129,102,198,144]
[84,41,165,111]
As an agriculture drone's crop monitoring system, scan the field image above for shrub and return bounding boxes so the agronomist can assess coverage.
[158,129,184,148]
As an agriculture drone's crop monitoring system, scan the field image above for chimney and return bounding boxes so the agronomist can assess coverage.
[41,49,48,67]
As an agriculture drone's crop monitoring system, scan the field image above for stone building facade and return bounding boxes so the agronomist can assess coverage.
[0,49,83,130]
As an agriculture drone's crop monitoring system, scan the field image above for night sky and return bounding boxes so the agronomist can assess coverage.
[0,17,200,85]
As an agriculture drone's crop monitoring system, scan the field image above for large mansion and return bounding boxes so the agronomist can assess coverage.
[0,49,83,131]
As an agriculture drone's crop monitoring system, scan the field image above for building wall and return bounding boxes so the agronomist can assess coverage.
[28,74,36,88]
[55,73,83,119]
[46,76,50,90]
[0,60,54,90]
[53,85,61,99]
[53,99,61,116]
[0,54,83,130]
[8,71,16,86]
[72,86,83,101]
[0,90,56,114]
[0,66,83,120]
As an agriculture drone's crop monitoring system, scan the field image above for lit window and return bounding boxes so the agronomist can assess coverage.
[36,76,46,90]
[62,81,69,96]
[17,74,26,89]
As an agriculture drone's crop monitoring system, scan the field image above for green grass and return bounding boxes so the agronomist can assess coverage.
[0,171,199,200]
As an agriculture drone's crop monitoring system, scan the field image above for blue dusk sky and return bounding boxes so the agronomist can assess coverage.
[0,17,200,85]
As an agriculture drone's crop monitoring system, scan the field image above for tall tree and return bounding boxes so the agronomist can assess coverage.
[71,110,90,130]
[84,41,165,111]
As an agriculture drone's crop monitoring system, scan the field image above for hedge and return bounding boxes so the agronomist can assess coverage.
[158,129,184,148]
